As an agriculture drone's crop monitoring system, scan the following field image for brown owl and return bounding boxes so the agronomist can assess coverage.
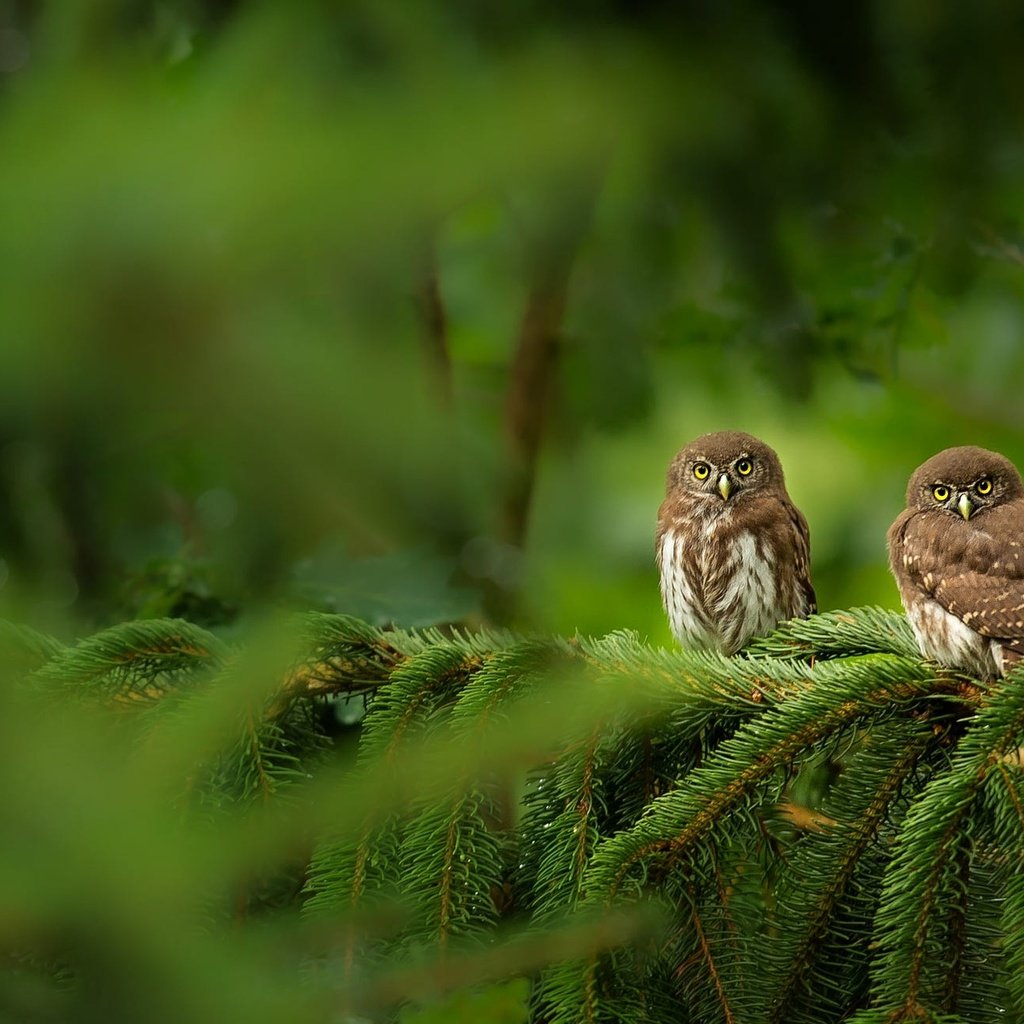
[888,445,1024,680]
[656,431,816,654]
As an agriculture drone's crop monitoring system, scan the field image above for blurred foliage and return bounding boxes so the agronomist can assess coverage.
[3,0,1024,1020]
[0,0,1023,643]
[6,608,1024,1023]
[397,981,530,1024]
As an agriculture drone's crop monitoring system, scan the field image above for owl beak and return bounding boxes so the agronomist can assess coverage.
[958,492,974,520]
[718,473,732,501]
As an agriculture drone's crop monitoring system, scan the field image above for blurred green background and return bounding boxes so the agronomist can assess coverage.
[3,3,1024,1022]
[2,1,1024,646]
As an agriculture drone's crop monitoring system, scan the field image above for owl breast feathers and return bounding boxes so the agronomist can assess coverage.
[889,445,1024,680]
[656,431,815,655]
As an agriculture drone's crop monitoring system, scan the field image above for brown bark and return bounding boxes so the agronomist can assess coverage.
[415,243,453,409]
[499,268,572,550]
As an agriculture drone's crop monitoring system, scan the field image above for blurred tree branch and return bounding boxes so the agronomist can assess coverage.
[415,239,453,409]
[499,176,602,558]
[500,269,570,552]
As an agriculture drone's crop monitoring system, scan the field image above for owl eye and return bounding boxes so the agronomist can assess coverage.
[932,485,950,502]
[975,478,993,496]
[735,458,753,476]
[693,463,711,480]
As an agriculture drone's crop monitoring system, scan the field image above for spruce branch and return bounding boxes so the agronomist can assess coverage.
[865,666,1024,1020]
[17,605,1024,1022]
[395,642,572,947]
[282,613,517,705]
[352,906,662,1019]
[520,725,604,924]
[283,613,406,701]
[1003,865,1024,1017]
[762,717,941,1024]
[29,617,227,704]
[304,643,484,923]
[689,896,737,1024]
[582,655,947,902]
[746,606,919,661]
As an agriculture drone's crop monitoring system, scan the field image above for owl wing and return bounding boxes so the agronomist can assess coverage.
[784,500,817,616]
[933,570,1024,653]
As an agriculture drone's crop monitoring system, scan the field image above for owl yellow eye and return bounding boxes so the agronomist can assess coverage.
[932,485,950,502]
[976,478,993,496]
[693,463,710,480]
[736,458,753,476]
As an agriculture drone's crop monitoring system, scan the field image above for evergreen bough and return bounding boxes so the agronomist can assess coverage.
[9,606,1024,1023]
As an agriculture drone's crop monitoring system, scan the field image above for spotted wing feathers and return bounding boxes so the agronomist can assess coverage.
[890,501,1024,671]
[784,501,817,616]
[932,571,1024,655]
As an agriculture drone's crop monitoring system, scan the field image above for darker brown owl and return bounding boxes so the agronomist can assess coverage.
[656,431,816,654]
[888,445,1024,679]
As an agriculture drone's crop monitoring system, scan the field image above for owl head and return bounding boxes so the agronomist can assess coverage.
[666,431,786,503]
[906,445,1024,520]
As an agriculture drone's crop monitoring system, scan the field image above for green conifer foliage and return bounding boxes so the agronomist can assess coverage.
[7,607,1024,1023]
